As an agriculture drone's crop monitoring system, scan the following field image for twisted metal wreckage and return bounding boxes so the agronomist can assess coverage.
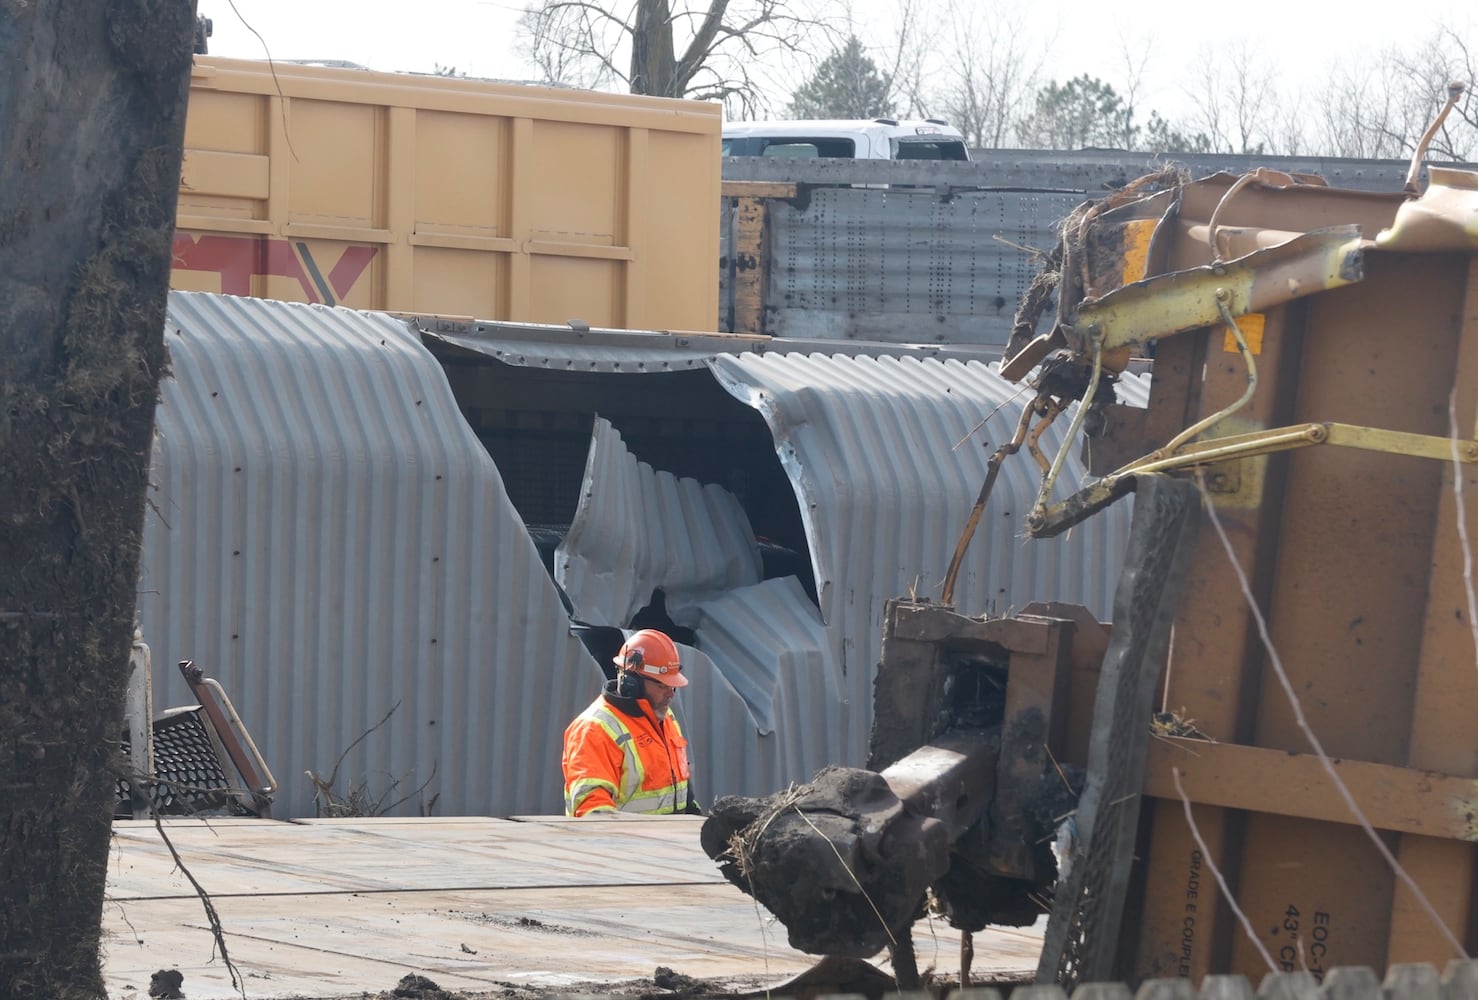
[702,87,1478,989]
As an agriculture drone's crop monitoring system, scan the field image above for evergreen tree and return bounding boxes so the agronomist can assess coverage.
[1144,111,1216,154]
[1016,74,1137,150]
[789,35,894,119]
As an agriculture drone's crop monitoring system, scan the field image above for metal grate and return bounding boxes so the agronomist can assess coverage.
[115,708,255,817]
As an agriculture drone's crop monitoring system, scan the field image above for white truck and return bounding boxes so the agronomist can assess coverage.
[722,118,971,161]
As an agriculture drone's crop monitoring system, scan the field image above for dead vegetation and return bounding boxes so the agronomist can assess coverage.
[306,703,441,817]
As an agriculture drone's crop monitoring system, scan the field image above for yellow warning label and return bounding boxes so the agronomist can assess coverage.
[1222,313,1265,354]
[1122,219,1157,284]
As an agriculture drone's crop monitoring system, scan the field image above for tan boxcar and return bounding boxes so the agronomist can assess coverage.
[999,164,1478,982]
[174,56,720,328]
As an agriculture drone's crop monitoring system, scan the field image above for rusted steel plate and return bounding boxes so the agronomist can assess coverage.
[720,180,799,199]
[730,194,771,335]
[887,602,1055,654]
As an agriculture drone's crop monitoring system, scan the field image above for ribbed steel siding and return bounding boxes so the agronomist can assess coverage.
[556,417,763,626]
[708,352,1134,769]
[659,577,845,801]
[766,187,1088,346]
[139,293,597,818]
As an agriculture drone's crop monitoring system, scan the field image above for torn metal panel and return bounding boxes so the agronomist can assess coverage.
[556,416,763,626]
[1375,166,1478,251]
[141,292,599,819]
[142,295,1134,818]
[1003,170,1405,379]
[706,351,1135,772]
[419,316,1006,369]
[675,575,839,736]
[420,317,764,372]
[672,577,848,801]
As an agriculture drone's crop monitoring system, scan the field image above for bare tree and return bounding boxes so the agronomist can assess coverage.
[1182,40,1277,154]
[1307,66,1409,159]
[1303,29,1476,161]
[848,0,930,118]
[1382,29,1476,160]
[1112,26,1153,129]
[933,0,1046,148]
[520,0,835,116]
[0,0,196,995]
[1260,95,1314,157]
[1439,28,1478,142]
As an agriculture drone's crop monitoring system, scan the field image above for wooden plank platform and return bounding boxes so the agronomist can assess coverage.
[104,816,1045,999]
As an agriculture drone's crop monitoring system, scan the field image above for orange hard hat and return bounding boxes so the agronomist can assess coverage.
[613,629,687,688]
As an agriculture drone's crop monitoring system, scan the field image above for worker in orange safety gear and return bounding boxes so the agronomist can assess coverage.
[562,628,700,817]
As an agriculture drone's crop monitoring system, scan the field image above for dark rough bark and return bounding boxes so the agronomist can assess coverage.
[0,1,196,996]
[629,0,678,96]
[628,0,728,98]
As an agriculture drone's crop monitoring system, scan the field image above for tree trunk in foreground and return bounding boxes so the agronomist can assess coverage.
[0,1,195,996]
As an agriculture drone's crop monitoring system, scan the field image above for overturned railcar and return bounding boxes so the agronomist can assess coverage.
[1033,162,1478,983]
[705,157,1478,982]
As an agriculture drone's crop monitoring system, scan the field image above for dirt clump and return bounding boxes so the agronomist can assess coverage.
[148,968,185,998]
[392,972,459,997]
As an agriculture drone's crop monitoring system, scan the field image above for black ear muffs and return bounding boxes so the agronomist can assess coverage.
[617,670,643,699]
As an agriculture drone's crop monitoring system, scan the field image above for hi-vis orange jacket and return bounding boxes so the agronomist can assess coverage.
[562,682,694,817]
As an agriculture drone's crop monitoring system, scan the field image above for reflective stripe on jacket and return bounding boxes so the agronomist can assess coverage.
[562,693,691,817]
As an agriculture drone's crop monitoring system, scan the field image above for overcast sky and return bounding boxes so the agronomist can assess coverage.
[201,0,1476,125]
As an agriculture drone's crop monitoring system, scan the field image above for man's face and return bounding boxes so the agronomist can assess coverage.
[642,675,676,714]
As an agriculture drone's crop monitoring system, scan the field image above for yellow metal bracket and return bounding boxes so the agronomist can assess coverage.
[1027,421,1478,537]
[1071,226,1365,353]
